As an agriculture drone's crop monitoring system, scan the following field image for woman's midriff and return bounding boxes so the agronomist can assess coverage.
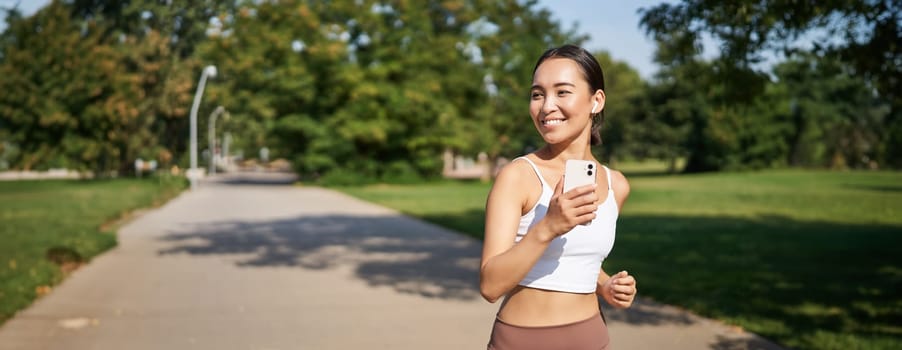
[497,285,601,327]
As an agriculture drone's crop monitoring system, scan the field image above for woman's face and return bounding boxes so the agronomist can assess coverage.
[529,58,599,146]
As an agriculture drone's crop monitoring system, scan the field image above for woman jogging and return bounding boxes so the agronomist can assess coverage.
[480,44,637,350]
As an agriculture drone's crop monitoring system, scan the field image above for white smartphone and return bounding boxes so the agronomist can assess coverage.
[563,159,597,193]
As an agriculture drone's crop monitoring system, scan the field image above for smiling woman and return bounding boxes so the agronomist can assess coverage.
[529,47,606,147]
[479,45,635,350]
[342,168,902,350]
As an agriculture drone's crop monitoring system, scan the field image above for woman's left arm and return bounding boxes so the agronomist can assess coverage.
[596,269,637,308]
[609,169,630,212]
[596,169,636,308]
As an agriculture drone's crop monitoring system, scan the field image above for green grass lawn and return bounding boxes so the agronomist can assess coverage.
[340,169,902,350]
[0,176,185,324]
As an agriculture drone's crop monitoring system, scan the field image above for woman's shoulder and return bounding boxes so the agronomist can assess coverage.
[487,157,542,212]
[602,165,630,204]
[494,156,536,186]
[602,165,628,185]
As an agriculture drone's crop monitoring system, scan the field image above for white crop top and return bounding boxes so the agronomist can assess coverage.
[514,157,619,293]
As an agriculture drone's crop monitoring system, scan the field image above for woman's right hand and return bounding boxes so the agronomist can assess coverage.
[539,176,598,241]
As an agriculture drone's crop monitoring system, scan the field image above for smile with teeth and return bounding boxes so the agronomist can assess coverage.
[543,119,566,125]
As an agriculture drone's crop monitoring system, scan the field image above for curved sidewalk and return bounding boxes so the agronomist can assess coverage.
[0,175,783,349]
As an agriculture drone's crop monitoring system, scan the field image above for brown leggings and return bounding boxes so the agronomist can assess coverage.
[487,314,610,350]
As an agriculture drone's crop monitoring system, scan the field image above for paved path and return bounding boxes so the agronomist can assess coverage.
[0,173,784,349]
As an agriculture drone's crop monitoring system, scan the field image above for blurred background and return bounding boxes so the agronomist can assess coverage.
[0,1,899,349]
[1,0,899,182]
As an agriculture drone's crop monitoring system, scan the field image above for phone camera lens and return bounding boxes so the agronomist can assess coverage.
[587,170,593,176]
[587,164,594,169]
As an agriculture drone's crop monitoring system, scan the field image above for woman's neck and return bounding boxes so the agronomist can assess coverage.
[536,142,594,164]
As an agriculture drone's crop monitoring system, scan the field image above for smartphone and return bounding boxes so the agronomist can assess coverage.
[563,159,597,193]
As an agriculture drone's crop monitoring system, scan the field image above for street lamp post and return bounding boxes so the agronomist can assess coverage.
[208,106,228,176]
[189,65,217,190]
[222,132,232,172]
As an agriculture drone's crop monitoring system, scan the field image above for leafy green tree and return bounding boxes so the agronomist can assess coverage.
[0,6,22,60]
[643,25,791,172]
[640,0,902,167]
[642,28,725,172]
[770,53,888,168]
[0,0,604,181]
[0,1,146,174]
[196,0,585,183]
[592,51,651,166]
[69,0,232,59]
[469,0,587,161]
[67,0,238,170]
[0,1,233,174]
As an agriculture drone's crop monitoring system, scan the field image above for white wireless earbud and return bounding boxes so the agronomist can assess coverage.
[591,101,599,114]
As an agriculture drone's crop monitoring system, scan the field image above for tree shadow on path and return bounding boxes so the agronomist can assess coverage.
[601,298,696,326]
[158,214,483,300]
[710,335,785,350]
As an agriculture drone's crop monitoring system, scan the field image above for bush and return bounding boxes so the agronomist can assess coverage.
[317,168,372,186]
[380,161,423,184]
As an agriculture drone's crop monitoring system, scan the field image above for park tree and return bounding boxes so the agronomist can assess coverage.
[0,0,608,180]
[0,6,21,60]
[66,0,238,169]
[196,0,478,182]
[592,51,652,167]
[0,0,235,174]
[68,0,232,59]
[642,23,794,172]
[0,1,148,174]
[770,53,888,169]
[642,27,724,172]
[315,0,493,180]
[196,0,586,183]
[640,0,902,168]
[467,0,587,161]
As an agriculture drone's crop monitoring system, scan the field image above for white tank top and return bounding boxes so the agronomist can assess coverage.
[514,157,618,293]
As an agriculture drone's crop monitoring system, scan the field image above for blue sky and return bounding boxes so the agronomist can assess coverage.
[1,0,677,78]
[535,0,678,78]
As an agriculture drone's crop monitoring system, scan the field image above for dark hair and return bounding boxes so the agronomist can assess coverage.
[532,44,606,146]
